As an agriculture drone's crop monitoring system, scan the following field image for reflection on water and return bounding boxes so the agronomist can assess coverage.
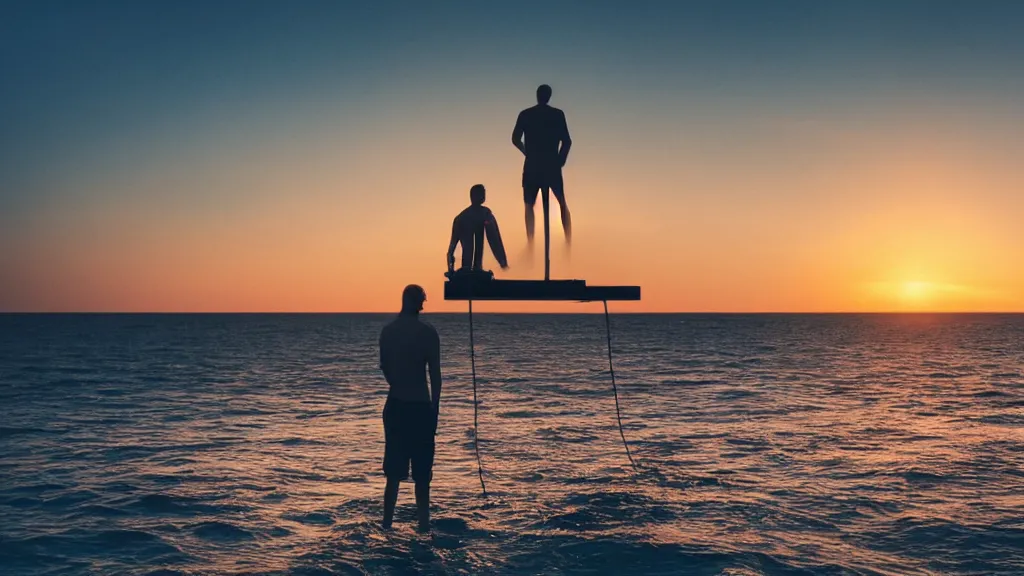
[1,313,1022,575]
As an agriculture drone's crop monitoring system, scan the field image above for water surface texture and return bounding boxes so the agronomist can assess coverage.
[1,314,1022,575]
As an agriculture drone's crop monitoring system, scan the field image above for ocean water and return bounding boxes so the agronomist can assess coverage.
[1,313,1022,576]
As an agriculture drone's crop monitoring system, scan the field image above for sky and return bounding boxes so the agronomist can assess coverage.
[2,0,1022,312]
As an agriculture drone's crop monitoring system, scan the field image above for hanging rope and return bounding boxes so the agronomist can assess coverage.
[604,300,638,471]
[466,296,634,494]
[468,298,487,496]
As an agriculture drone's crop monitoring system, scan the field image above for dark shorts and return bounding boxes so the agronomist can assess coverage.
[522,160,564,205]
[382,397,435,483]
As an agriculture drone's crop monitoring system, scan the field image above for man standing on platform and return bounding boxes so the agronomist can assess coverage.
[511,84,573,248]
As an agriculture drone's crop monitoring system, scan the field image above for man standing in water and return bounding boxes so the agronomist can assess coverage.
[378,284,441,532]
[511,83,573,246]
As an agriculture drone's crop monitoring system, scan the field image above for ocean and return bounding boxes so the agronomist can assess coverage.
[1,313,1022,575]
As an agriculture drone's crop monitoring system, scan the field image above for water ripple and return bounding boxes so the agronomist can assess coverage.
[1,313,1022,575]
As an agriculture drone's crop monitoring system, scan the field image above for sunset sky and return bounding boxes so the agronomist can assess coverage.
[2,0,1022,312]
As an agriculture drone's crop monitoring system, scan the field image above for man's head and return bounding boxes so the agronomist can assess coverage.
[536,84,552,105]
[401,284,426,315]
[469,184,486,205]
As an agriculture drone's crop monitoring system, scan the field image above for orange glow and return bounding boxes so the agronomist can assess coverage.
[2,100,1022,313]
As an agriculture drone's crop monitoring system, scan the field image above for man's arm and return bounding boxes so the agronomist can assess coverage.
[558,110,572,166]
[446,215,460,272]
[427,328,442,432]
[379,331,391,383]
[483,210,509,269]
[511,110,526,155]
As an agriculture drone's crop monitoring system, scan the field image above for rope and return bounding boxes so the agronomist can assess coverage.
[604,300,638,471]
[469,298,487,496]
[466,297,633,494]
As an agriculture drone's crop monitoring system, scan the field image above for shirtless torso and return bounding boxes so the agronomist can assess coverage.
[449,204,508,272]
[378,314,441,404]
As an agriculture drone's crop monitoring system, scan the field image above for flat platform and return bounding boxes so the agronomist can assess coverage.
[444,274,640,301]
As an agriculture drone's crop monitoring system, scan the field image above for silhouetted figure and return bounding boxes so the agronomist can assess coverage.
[511,84,573,246]
[378,285,442,532]
[446,184,509,275]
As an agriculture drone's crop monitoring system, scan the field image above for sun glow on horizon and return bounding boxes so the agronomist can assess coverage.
[901,281,933,301]
[859,276,1012,312]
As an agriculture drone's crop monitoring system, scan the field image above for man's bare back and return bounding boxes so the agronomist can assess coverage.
[447,184,509,274]
[379,315,440,403]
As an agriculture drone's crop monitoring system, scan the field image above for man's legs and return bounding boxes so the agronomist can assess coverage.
[551,184,571,245]
[523,187,539,243]
[382,478,400,529]
[410,405,436,532]
[381,398,407,529]
[415,481,430,532]
[523,163,540,244]
[525,203,534,243]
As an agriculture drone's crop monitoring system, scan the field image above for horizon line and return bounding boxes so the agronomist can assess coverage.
[2,310,1023,315]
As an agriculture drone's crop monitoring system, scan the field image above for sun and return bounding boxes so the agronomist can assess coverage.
[900,281,932,301]
[865,277,997,312]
